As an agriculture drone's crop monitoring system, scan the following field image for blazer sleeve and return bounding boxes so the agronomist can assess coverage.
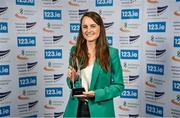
[94,48,124,102]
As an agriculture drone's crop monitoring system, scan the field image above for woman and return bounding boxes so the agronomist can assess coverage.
[63,11,124,117]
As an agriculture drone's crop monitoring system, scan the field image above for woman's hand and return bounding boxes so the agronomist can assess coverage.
[67,66,77,82]
[83,91,95,98]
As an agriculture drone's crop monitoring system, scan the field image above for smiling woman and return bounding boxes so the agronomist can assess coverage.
[81,16,100,43]
[63,11,124,118]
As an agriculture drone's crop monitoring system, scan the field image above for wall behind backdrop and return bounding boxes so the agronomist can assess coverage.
[0,0,179,117]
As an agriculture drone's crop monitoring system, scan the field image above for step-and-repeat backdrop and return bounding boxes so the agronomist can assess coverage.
[0,0,179,117]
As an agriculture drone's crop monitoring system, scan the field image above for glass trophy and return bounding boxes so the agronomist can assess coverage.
[70,55,85,97]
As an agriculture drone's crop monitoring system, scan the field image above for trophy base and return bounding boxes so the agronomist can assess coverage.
[72,87,85,96]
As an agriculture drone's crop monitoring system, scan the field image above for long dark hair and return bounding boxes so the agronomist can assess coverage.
[72,11,110,72]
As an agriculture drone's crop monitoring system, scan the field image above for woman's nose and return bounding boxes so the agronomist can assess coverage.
[86,27,92,32]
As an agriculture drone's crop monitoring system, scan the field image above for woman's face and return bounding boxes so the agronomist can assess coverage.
[81,16,100,43]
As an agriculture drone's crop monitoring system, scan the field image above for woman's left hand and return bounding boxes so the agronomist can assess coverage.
[83,91,95,98]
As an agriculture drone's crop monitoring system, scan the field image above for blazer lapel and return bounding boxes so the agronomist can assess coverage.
[90,60,101,90]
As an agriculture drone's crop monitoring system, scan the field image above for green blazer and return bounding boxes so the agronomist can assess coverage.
[63,46,124,117]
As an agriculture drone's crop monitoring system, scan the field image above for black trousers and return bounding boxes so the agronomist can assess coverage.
[77,100,90,117]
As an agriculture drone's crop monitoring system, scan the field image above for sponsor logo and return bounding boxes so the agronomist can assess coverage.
[119,74,138,86]
[52,35,63,44]
[147,0,159,4]
[44,73,64,85]
[145,49,166,61]
[120,50,138,59]
[15,8,36,19]
[122,62,140,73]
[120,0,137,4]
[16,0,35,6]
[0,22,8,33]
[18,90,29,100]
[18,100,38,114]
[28,101,38,109]
[69,35,77,45]
[129,114,139,117]
[70,23,80,33]
[121,9,139,19]
[17,61,38,74]
[43,61,64,72]
[146,5,168,17]
[119,101,130,111]
[42,0,63,7]
[0,37,10,44]
[171,95,180,106]
[43,22,63,33]
[106,36,113,45]
[17,36,36,47]
[0,49,10,60]
[96,0,113,6]
[98,9,114,20]
[44,100,56,109]
[120,22,140,32]
[173,21,180,33]
[122,62,129,72]
[45,87,63,97]
[44,49,62,59]
[43,35,63,46]
[0,91,11,101]
[119,101,139,112]
[145,90,165,103]
[145,35,166,46]
[121,89,138,99]
[79,9,88,16]
[171,109,180,117]
[24,114,37,118]
[147,64,164,75]
[0,7,8,15]
[145,76,165,88]
[128,75,139,83]
[15,22,36,34]
[68,0,79,6]
[44,99,64,110]
[174,36,180,47]
[148,22,166,32]
[129,35,140,44]
[104,22,114,30]
[0,65,9,75]
[26,22,36,30]
[19,76,37,87]
[54,112,64,117]
[44,111,64,117]
[171,66,180,79]
[173,80,180,92]
[172,51,180,62]
[68,9,88,21]
[156,6,168,16]
[119,35,140,46]
[44,10,62,20]
[146,104,163,117]
[0,106,10,117]
[17,50,37,60]
[18,89,38,100]
[68,0,88,6]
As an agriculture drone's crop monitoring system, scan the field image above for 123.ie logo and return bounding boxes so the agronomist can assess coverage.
[44,10,62,20]
[96,0,113,6]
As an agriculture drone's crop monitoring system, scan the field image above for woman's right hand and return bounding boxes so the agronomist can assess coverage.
[67,66,77,82]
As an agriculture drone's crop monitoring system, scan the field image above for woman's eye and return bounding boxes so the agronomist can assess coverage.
[82,25,87,28]
[91,25,96,28]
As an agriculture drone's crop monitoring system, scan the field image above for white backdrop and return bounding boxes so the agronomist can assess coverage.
[0,0,179,117]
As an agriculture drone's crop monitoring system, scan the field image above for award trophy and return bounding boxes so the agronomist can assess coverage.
[70,55,85,97]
